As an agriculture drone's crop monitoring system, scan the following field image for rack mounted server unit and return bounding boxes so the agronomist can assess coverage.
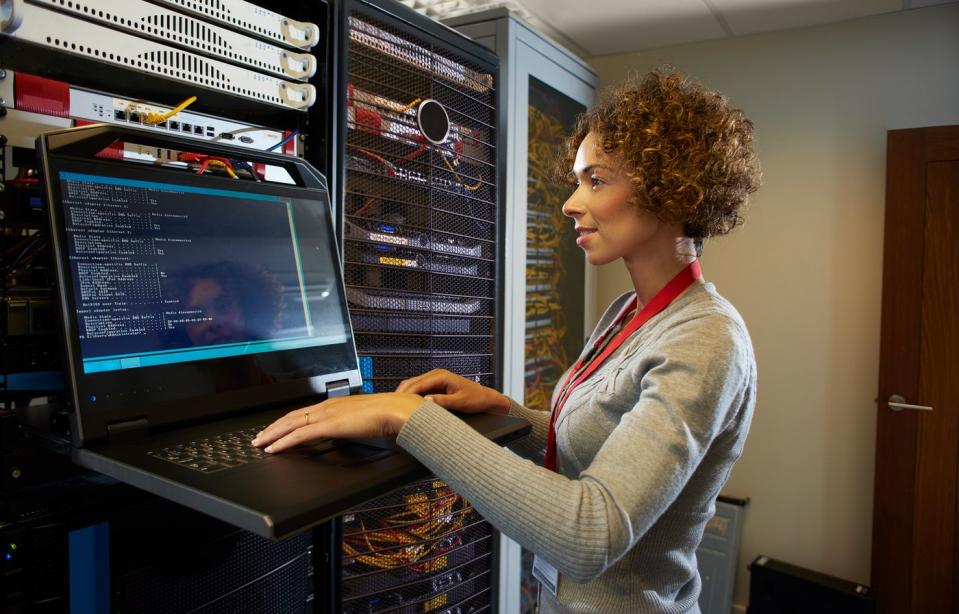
[0,0,319,114]
[327,1,503,612]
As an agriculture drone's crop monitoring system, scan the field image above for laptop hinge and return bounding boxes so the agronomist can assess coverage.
[106,417,149,443]
[326,380,351,398]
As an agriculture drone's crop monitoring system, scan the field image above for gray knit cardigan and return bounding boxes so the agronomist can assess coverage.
[397,281,757,613]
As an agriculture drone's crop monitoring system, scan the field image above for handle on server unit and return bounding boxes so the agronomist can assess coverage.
[887,394,933,412]
[40,124,327,191]
[281,52,318,81]
[280,17,320,50]
[0,0,24,33]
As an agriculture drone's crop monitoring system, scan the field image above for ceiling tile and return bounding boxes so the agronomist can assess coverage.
[519,0,727,56]
[709,0,904,35]
[905,0,958,7]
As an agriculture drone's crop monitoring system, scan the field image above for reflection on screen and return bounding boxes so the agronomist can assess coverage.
[59,172,347,373]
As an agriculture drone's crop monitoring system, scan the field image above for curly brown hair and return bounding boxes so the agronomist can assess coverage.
[560,68,761,250]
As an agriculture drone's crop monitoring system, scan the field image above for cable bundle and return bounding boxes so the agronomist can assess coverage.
[524,106,575,411]
[343,485,473,574]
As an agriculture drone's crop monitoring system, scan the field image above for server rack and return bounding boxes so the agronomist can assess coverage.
[325,1,505,612]
[2,0,509,610]
[327,0,504,394]
[0,1,325,611]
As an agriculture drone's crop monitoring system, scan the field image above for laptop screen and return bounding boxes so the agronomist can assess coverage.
[47,155,360,423]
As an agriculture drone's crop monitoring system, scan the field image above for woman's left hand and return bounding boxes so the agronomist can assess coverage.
[251,393,425,453]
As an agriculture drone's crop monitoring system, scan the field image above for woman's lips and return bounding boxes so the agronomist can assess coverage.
[575,227,596,247]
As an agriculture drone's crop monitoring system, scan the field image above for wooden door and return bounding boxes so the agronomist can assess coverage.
[872,125,959,614]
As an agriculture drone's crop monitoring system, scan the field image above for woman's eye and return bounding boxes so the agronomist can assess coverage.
[590,176,605,187]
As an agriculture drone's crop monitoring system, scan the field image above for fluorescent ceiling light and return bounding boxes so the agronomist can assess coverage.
[400,0,537,22]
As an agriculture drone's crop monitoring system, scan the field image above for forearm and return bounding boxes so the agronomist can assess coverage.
[397,401,626,582]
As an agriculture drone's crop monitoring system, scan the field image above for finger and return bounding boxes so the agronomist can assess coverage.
[425,391,481,413]
[397,370,453,395]
[253,405,320,447]
[263,422,329,453]
[395,369,444,393]
[264,410,359,453]
[423,393,452,407]
[395,373,424,393]
[252,416,298,447]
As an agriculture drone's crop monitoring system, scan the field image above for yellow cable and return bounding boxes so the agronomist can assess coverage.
[144,95,197,125]
[441,153,482,191]
[342,489,469,572]
[396,97,421,114]
[204,159,238,179]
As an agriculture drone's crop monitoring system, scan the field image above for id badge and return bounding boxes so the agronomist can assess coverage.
[532,554,559,596]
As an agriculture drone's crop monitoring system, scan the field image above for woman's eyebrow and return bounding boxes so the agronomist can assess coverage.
[574,164,614,176]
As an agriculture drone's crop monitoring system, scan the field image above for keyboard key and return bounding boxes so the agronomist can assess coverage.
[148,424,271,473]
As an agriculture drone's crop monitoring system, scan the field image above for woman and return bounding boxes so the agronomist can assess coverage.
[253,67,761,613]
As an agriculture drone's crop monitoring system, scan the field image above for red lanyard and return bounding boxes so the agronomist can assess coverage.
[543,260,702,471]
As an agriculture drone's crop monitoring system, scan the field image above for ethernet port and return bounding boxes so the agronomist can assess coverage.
[181,123,193,132]
[114,109,127,121]
[169,121,180,130]
[129,112,140,123]
[193,125,203,135]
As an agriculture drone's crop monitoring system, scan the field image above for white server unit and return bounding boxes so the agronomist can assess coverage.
[0,69,289,153]
[28,0,318,81]
[0,0,317,110]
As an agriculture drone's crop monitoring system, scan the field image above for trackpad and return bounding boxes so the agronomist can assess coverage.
[336,439,398,466]
[347,437,400,452]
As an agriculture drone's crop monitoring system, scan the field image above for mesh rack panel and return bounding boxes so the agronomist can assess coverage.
[338,6,500,611]
[341,477,496,613]
[114,530,313,613]
[342,8,497,395]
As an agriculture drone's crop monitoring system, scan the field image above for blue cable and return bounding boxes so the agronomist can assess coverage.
[266,130,299,152]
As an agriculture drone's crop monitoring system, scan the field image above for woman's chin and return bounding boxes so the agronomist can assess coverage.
[584,251,617,267]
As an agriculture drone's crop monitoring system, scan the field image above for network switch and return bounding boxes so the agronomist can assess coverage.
[29,0,317,81]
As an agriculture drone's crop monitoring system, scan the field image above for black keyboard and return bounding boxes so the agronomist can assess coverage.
[148,425,269,474]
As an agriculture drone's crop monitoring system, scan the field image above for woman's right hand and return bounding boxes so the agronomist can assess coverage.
[395,369,512,415]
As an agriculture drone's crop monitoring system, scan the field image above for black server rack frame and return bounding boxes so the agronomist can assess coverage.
[0,1,329,611]
[324,1,508,612]
[326,0,508,396]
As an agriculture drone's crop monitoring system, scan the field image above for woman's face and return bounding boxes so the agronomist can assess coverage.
[562,132,661,266]
[185,277,248,346]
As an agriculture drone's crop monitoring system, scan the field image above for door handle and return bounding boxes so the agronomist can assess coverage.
[888,394,933,412]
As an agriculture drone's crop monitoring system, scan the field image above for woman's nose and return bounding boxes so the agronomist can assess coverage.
[562,191,583,218]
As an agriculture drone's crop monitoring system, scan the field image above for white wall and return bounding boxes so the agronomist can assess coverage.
[586,4,959,609]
